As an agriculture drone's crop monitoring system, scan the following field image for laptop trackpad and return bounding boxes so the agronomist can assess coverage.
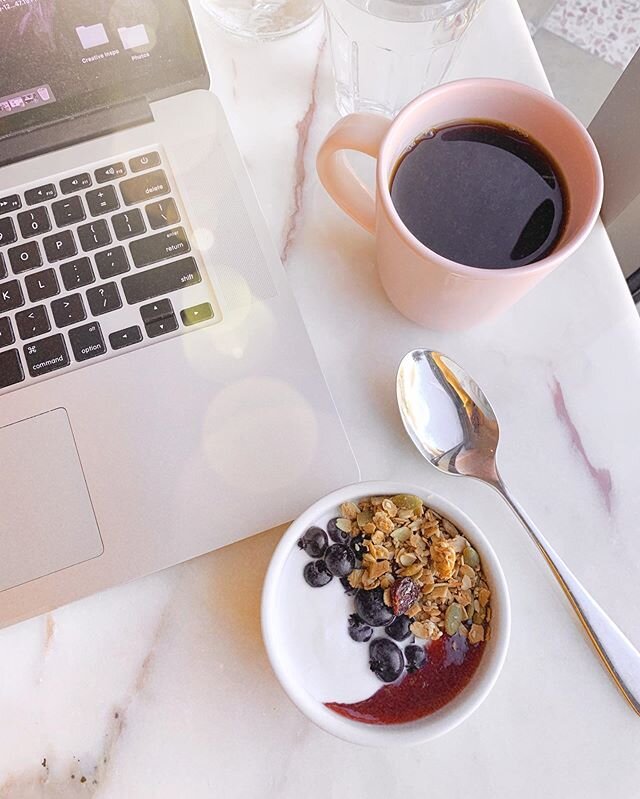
[0,408,103,593]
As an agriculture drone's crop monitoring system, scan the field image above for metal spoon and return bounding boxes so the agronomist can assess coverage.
[397,348,640,715]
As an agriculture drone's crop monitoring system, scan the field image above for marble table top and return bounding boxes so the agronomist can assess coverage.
[2,0,640,795]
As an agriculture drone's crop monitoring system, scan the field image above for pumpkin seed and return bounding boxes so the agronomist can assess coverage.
[391,494,423,514]
[445,603,464,635]
[463,546,480,569]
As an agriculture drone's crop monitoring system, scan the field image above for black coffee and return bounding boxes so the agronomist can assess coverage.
[390,121,567,269]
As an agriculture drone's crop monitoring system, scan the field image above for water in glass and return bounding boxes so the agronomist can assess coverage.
[201,0,321,39]
[324,0,482,117]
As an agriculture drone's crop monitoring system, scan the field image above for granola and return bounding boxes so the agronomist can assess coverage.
[339,496,492,643]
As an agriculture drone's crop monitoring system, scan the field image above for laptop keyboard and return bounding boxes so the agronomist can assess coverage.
[0,147,218,394]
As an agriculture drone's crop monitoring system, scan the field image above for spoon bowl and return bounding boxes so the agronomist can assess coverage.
[397,349,500,484]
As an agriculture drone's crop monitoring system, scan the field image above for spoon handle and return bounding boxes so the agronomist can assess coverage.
[494,479,640,716]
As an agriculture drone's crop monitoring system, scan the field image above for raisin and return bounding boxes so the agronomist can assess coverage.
[390,577,420,616]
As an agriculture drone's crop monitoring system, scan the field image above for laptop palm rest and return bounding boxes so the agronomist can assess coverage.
[0,409,103,593]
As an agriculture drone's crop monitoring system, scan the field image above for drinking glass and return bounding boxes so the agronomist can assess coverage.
[324,0,482,117]
[201,0,322,38]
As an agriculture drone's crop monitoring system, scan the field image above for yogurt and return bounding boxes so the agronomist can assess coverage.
[275,510,382,704]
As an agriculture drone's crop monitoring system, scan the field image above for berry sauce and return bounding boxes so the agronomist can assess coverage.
[325,633,485,725]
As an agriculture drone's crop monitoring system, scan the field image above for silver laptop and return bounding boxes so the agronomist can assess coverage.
[0,0,358,627]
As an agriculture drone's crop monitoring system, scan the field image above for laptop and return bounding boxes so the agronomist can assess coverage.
[0,0,358,628]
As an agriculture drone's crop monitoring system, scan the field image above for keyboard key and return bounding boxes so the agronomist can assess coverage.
[16,305,51,340]
[24,334,69,377]
[120,170,170,206]
[145,314,178,338]
[60,173,92,194]
[78,220,111,251]
[130,227,190,268]
[109,325,142,350]
[95,246,130,279]
[0,254,6,280]
[0,349,24,388]
[146,198,180,230]
[0,217,16,247]
[87,282,122,316]
[87,185,120,216]
[130,152,161,173]
[0,317,15,348]
[52,195,86,227]
[0,279,24,313]
[18,206,51,238]
[43,230,77,262]
[112,209,146,240]
[69,322,106,362]
[8,241,42,273]
[122,256,201,305]
[181,302,214,326]
[0,195,21,215]
[95,162,127,183]
[51,293,86,327]
[25,268,60,302]
[25,184,56,205]
[60,257,95,290]
[140,298,173,325]
[141,299,178,338]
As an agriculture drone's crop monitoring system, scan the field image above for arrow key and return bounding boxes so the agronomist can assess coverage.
[140,298,177,338]
[145,315,178,338]
[109,325,142,351]
[181,302,213,327]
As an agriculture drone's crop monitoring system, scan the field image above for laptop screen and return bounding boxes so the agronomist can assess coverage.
[0,0,207,138]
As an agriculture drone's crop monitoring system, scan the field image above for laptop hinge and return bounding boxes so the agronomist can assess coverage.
[0,98,153,169]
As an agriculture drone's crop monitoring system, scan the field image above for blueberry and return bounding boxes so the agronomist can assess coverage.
[348,614,373,643]
[385,615,413,642]
[303,559,332,587]
[350,534,365,560]
[327,517,350,544]
[354,588,395,627]
[325,543,356,577]
[340,576,357,596]
[369,638,404,683]
[297,526,328,558]
[405,644,427,673]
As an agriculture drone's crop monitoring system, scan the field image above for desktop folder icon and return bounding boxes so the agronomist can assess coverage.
[75,23,109,50]
[118,24,150,50]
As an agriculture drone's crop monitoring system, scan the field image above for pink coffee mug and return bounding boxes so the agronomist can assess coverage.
[317,78,603,330]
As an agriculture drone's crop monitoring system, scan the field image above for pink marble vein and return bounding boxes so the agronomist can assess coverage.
[231,57,238,102]
[280,37,326,263]
[552,377,613,512]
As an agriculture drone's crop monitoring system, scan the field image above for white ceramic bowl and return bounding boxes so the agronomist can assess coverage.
[262,481,511,747]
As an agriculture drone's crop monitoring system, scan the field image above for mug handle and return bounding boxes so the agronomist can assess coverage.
[317,114,393,235]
